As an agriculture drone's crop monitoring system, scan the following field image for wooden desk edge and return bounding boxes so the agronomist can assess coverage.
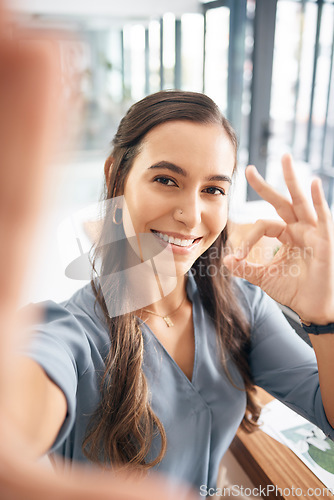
[230,389,333,499]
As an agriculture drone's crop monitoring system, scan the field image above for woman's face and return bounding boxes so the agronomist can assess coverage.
[122,120,235,277]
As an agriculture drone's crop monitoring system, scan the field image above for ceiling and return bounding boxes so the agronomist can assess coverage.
[11,0,201,19]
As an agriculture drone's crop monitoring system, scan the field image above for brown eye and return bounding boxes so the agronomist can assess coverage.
[203,186,225,196]
[154,176,177,186]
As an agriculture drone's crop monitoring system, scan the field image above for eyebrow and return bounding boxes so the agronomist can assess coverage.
[148,161,232,183]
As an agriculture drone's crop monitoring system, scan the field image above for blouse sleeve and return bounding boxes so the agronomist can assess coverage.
[236,279,334,440]
[21,300,92,450]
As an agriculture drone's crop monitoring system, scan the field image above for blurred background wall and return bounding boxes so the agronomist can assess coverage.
[11,0,334,302]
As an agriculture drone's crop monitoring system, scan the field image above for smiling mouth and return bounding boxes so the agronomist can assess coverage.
[150,230,202,247]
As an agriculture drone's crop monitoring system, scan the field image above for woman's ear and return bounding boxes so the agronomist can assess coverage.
[104,155,114,184]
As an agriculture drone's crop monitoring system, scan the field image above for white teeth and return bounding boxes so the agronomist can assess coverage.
[154,231,197,247]
[182,239,193,247]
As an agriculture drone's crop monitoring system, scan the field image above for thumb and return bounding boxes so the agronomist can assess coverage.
[223,254,264,286]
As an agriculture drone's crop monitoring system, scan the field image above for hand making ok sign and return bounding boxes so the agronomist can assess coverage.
[224,154,334,326]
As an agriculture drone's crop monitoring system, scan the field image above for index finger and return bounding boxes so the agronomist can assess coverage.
[246,165,298,224]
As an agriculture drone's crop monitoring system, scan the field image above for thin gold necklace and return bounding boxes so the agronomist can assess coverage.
[141,295,187,327]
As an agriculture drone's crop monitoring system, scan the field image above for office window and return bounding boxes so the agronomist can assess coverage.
[149,20,161,93]
[163,13,176,89]
[107,30,123,104]
[123,24,146,101]
[294,2,320,161]
[267,0,334,207]
[181,13,204,92]
[239,0,255,154]
[204,6,230,113]
[310,2,334,166]
[269,0,334,167]
[269,1,305,158]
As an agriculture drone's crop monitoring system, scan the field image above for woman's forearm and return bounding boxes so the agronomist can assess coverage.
[2,357,67,460]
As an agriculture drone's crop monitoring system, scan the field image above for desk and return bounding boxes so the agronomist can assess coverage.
[230,389,333,499]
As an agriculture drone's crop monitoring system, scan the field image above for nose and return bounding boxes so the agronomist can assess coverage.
[173,193,202,228]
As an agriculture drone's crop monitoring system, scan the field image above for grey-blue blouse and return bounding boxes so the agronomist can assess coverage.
[25,274,334,491]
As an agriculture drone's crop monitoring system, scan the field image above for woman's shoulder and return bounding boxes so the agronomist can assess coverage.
[232,276,265,307]
[188,272,278,328]
[231,277,281,329]
[31,283,99,328]
[25,282,109,359]
[60,282,104,324]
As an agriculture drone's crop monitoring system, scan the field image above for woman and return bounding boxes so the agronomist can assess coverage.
[20,89,334,494]
[1,4,334,498]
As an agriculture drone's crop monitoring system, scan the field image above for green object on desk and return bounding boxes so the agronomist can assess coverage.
[308,440,334,474]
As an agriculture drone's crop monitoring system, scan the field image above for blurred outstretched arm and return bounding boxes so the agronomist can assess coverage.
[0,2,195,499]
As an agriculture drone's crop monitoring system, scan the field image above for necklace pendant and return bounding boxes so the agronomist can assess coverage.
[163,316,174,327]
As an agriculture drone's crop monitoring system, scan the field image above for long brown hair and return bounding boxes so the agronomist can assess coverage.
[82,90,260,469]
